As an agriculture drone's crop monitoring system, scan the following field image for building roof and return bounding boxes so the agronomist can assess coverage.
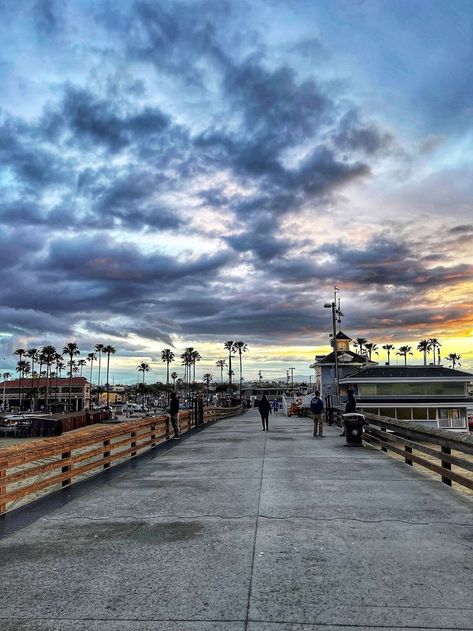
[0,377,88,388]
[335,331,352,341]
[316,350,370,365]
[340,365,473,382]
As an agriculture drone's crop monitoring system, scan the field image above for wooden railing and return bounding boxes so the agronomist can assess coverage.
[334,407,473,491]
[0,405,243,514]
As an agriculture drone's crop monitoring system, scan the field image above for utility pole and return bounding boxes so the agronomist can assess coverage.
[289,367,295,397]
[324,287,344,404]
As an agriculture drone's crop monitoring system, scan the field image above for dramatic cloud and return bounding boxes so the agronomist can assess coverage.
[0,0,472,378]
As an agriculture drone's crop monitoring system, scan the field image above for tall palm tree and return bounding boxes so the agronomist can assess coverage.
[224,341,235,395]
[203,373,213,403]
[181,347,194,398]
[102,345,116,408]
[233,341,248,402]
[161,349,175,402]
[191,350,201,382]
[41,345,57,412]
[429,338,442,365]
[354,338,368,356]
[445,353,461,369]
[14,348,26,363]
[16,360,30,410]
[26,348,39,410]
[77,359,87,377]
[63,342,80,412]
[216,359,226,384]
[137,362,151,409]
[2,372,11,411]
[364,342,378,361]
[95,343,104,396]
[170,371,178,391]
[54,353,65,406]
[87,352,96,408]
[396,345,413,366]
[382,344,395,365]
[417,340,431,366]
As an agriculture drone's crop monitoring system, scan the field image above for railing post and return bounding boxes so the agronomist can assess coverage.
[103,439,110,469]
[0,465,6,514]
[131,431,137,457]
[61,451,72,487]
[441,446,452,486]
[381,428,388,453]
[404,445,413,466]
[151,423,156,448]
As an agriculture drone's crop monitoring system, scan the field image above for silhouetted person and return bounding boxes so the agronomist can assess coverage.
[258,394,271,431]
[340,389,357,436]
[169,391,180,439]
[310,390,325,437]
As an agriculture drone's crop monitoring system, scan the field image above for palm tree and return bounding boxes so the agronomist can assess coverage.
[216,359,226,384]
[2,372,11,411]
[364,342,378,361]
[26,348,39,410]
[181,347,194,398]
[95,343,104,396]
[203,373,213,403]
[396,345,413,366]
[161,349,175,402]
[191,350,201,382]
[224,341,235,395]
[170,371,178,391]
[41,345,57,412]
[429,338,442,365]
[137,362,151,409]
[16,360,30,410]
[77,359,87,377]
[445,353,461,369]
[354,338,368,356]
[417,340,431,366]
[382,344,395,365]
[14,348,26,363]
[233,341,248,402]
[87,352,96,408]
[54,353,65,406]
[63,342,80,412]
[102,345,116,408]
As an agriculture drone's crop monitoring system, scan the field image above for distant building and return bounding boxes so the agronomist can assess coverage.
[339,365,473,431]
[310,331,374,400]
[0,377,90,412]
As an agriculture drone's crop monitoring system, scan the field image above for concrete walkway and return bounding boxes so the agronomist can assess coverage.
[1,409,473,630]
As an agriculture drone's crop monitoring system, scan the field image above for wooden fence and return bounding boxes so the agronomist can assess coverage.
[334,407,473,492]
[0,405,243,514]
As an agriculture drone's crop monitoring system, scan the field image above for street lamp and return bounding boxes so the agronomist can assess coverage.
[324,295,344,404]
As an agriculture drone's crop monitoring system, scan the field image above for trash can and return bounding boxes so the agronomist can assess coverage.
[342,413,365,447]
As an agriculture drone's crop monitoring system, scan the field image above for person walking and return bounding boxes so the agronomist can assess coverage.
[258,394,272,431]
[340,389,357,436]
[272,399,279,416]
[169,391,180,440]
[310,390,325,437]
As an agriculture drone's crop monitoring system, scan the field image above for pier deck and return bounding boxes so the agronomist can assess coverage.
[1,409,472,630]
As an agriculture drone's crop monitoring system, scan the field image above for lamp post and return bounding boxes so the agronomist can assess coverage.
[289,367,295,397]
[324,291,344,404]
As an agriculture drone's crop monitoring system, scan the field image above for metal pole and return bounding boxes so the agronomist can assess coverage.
[331,303,340,404]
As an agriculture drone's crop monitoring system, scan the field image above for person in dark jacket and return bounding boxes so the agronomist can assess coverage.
[169,391,180,439]
[340,389,357,436]
[258,394,272,431]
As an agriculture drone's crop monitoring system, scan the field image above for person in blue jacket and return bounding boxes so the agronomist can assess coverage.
[310,391,325,437]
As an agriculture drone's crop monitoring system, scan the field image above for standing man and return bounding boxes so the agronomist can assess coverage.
[340,389,357,437]
[310,390,325,438]
[169,391,180,440]
[272,399,279,416]
[258,393,272,431]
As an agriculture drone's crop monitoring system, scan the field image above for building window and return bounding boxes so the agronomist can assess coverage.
[379,407,396,418]
[412,407,429,420]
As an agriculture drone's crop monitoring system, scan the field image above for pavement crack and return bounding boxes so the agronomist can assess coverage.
[258,514,473,526]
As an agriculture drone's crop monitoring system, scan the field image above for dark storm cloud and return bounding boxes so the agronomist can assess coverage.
[332,110,394,155]
[33,0,63,36]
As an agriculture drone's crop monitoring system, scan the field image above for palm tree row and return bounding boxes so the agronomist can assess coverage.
[217,341,248,402]
[9,342,116,411]
[353,337,461,368]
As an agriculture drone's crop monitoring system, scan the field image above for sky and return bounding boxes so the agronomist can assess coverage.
[0,0,472,384]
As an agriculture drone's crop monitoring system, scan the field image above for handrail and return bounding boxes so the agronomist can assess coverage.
[0,405,243,514]
[334,406,473,491]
